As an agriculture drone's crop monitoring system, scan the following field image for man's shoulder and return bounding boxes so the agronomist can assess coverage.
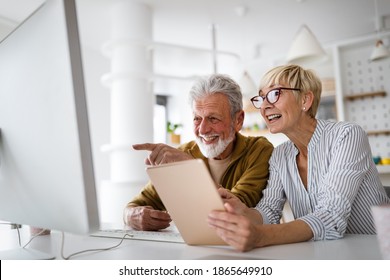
[238,133,274,149]
[233,133,274,161]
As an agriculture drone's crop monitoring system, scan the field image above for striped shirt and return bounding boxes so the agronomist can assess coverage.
[255,119,390,240]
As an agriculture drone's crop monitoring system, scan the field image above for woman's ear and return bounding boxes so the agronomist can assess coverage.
[302,91,314,110]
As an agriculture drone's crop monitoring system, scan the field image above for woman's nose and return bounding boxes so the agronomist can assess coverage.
[260,99,273,110]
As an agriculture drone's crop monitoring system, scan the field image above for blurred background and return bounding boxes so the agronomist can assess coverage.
[1,0,389,223]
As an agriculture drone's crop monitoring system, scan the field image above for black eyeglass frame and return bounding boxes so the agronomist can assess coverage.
[250,87,301,109]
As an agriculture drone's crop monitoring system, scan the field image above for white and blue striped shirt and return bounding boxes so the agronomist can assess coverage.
[255,119,390,240]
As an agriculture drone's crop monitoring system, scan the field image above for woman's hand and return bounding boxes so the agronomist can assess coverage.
[208,202,261,252]
[216,188,248,215]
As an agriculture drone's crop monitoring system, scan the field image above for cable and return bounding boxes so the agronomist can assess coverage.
[2,222,50,248]
[60,231,131,260]
[2,221,130,259]
[1,222,22,246]
[22,228,49,248]
[15,225,21,247]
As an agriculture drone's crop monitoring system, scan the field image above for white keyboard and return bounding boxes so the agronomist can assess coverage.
[91,228,185,243]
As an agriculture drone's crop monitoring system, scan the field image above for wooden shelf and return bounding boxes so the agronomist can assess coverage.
[345,91,386,101]
[376,164,390,174]
[367,130,390,136]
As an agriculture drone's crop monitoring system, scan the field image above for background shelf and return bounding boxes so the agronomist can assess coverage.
[345,91,386,101]
[366,130,390,136]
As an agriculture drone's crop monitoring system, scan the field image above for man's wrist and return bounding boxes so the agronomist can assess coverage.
[123,205,138,225]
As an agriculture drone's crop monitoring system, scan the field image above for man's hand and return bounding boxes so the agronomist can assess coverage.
[133,143,193,165]
[217,188,247,215]
[124,206,172,231]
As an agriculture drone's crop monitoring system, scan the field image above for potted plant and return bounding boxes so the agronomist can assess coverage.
[167,121,183,144]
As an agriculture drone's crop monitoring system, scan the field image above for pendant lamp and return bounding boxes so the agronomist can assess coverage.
[239,71,257,97]
[286,24,327,65]
[370,0,390,61]
[370,39,390,61]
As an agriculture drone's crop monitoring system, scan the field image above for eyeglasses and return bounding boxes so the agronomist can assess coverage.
[250,87,301,109]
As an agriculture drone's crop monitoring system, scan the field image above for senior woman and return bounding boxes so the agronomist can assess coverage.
[208,64,390,252]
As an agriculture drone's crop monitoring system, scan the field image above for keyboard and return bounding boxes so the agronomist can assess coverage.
[91,228,185,243]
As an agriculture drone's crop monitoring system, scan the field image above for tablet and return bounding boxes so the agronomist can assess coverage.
[146,159,226,245]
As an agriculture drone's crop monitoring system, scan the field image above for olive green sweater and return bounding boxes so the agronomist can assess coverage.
[127,133,273,210]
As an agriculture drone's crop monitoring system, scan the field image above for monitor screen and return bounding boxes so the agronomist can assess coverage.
[0,0,100,253]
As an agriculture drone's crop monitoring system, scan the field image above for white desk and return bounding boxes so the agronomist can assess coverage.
[0,226,383,260]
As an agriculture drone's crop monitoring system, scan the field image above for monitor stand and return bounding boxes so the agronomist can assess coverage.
[0,248,55,260]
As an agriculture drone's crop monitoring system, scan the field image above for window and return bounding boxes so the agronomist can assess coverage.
[154,95,167,143]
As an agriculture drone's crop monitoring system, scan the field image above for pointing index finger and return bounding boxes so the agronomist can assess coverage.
[132,143,157,151]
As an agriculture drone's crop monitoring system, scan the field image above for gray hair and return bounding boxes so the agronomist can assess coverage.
[188,74,243,119]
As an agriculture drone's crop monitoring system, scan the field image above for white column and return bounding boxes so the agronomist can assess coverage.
[99,0,153,224]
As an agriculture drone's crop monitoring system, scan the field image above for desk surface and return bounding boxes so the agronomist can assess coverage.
[0,226,383,260]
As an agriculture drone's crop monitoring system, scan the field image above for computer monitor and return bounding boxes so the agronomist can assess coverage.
[0,0,100,259]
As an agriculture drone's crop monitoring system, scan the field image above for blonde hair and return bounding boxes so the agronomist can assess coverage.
[259,64,322,118]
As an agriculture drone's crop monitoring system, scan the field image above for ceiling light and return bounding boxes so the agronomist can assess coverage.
[370,0,390,61]
[234,5,247,17]
[286,24,327,65]
[239,71,257,97]
[370,39,390,61]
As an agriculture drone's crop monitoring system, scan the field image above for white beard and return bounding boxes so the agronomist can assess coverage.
[195,129,235,159]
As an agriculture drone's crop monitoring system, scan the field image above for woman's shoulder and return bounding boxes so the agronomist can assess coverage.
[318,119,365,134]
[317,119,367,144]
[272,139,295,157]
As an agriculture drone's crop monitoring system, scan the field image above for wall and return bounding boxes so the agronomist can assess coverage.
[77,3,390,199]
[334,34,390,185]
